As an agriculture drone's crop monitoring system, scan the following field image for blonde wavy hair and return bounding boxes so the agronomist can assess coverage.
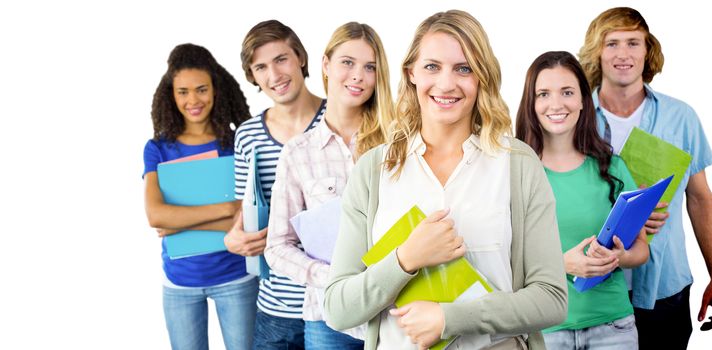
[578,7,664,90]
[322,22,395,157]
[384,10,511,177]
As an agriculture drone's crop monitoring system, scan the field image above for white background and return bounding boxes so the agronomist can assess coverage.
[1,0,710,348]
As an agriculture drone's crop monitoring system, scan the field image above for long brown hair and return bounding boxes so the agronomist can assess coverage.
[515,51,622,205]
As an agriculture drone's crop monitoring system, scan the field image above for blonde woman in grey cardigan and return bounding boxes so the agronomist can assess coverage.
[324,10,567,350]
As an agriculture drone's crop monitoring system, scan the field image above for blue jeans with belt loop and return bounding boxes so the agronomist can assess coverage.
[543,314,638,350]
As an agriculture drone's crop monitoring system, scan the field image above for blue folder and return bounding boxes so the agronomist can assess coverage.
[573,175,673,292]
[157,156,233,258]
[242,148,271,279]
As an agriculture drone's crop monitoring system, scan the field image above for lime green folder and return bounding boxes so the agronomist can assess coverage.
[620,127,692,242]
[362,206,426,266]
[362,206,493,350]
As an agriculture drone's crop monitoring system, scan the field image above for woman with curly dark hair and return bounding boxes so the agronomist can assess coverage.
[142,43,255,350]
[150,43,250,150]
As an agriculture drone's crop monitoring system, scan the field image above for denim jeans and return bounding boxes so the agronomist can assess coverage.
[543,314,637,350]
[163,277,258,350]
[304,321,364,350]
[253,310,305,350]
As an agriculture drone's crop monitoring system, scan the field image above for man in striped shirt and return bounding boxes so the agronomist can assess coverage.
[225,19,325,349]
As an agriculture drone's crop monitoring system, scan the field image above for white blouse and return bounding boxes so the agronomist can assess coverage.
[374,133,513,350]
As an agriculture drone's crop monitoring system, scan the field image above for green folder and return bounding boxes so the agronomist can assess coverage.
[620,127,692,242]
[362,206,426,266]
[362,206,493,350]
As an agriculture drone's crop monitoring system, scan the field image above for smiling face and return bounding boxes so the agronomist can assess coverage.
[534,66,582,141]
[249,40,307,105]
[408,31,479,130]
[600,30,647,90]
[322,39,377,109]
[173,68,214,125]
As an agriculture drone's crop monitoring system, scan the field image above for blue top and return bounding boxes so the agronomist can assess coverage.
[594,84,712,309]
[233,100,325,318]
[143,138,247,287]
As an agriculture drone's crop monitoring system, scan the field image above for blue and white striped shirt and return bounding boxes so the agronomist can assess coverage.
[234,100,326,318]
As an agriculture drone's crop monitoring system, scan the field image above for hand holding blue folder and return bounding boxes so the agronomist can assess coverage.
[242,148,271,279]
[157,156,233,258]
[573,175,673,292]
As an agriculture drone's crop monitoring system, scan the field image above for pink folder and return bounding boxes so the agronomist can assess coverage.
[162,150,219,164]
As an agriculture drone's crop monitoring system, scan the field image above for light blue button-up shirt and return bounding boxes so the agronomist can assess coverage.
[593,84,712,309]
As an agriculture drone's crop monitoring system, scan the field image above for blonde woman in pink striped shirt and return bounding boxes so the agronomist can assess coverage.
[264,22,395,349]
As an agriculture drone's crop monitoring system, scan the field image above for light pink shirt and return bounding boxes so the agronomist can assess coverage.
[265,119,357,321]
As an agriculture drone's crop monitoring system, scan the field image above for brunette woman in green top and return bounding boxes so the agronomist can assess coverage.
[516,51,649,349]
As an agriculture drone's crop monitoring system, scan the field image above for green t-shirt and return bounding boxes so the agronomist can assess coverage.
[543,156,637,332]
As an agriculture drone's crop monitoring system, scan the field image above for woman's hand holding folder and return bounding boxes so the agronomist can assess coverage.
[395,208,466,274]
[390,301,445,350]
[564,236,619,278]
[587,228,650,269]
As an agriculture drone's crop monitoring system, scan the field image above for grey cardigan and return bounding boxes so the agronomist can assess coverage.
[324,138,567,350]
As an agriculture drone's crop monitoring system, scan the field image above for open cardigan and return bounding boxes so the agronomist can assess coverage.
[324,138,567,350]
